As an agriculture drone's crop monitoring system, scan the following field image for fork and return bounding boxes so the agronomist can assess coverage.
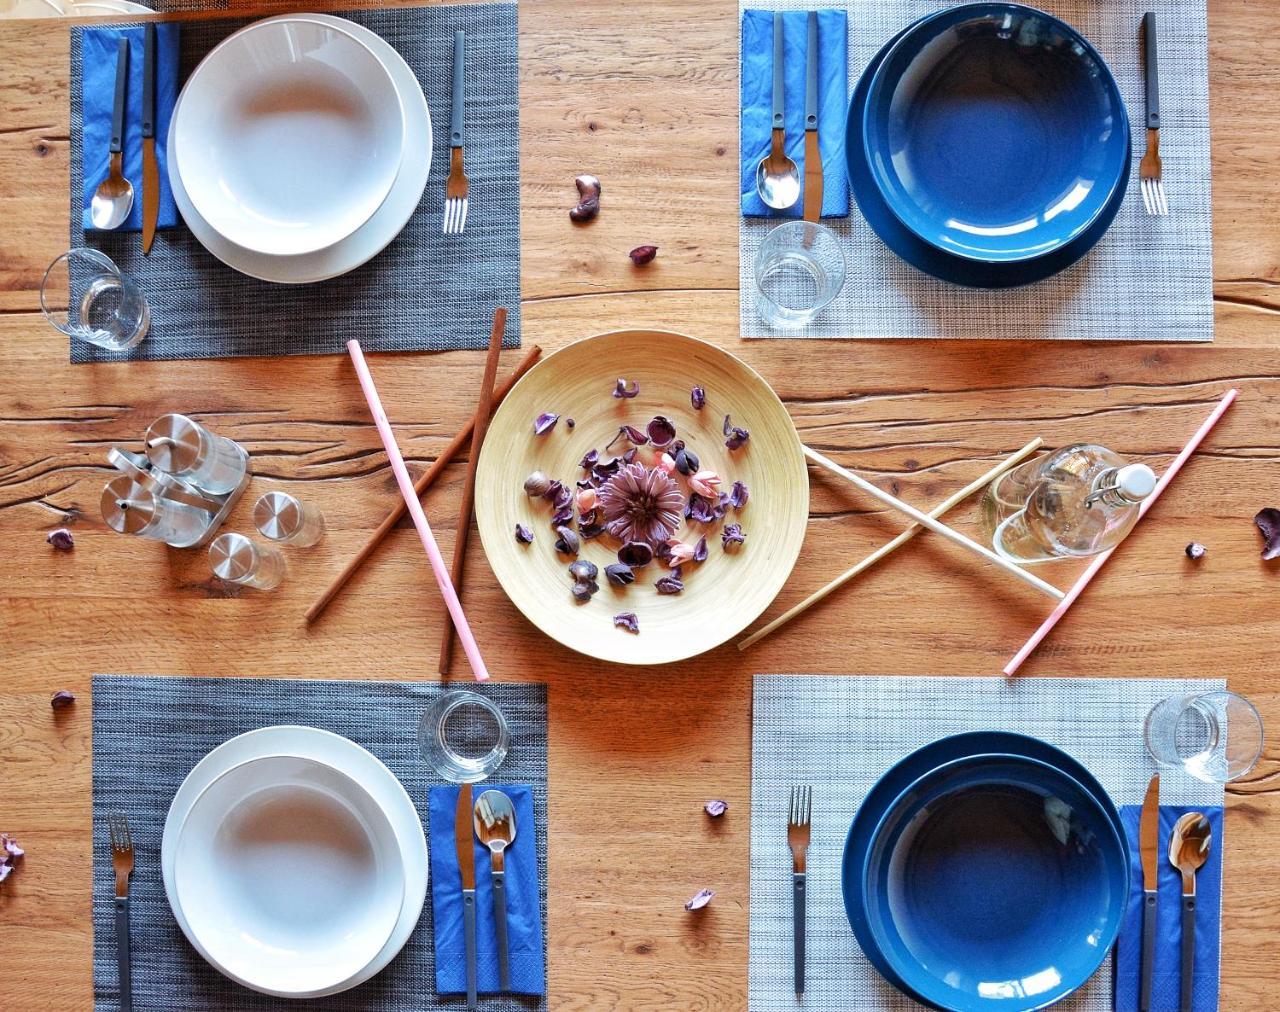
[107,812,134,1012]
[443,29,470,235]
[787,785,812,995]
[1139,12,1168,216]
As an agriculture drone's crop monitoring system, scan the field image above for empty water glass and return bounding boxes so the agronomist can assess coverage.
[40,247,149,351]
[419,690,509,783]
[753,220,846,329]
[1144,689,1264,783]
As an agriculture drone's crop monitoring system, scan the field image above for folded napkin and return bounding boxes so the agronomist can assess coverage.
[429,784,545,996]
[1115,804,1223,1011]
[81,25,180,233]
[740,9,849,218]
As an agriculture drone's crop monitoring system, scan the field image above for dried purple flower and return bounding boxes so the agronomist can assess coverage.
[569,560,599,582]
[1,834,22,861]
[674,446,699,475]
[629,245,658,266]
[1185,542,1206,560]
[580,448,600,471]
[598,463,684,546]
[618,541,654,568]
[655,572,684,595]
[722,414,751,450]
[571,579,599,602]
[1255,508,1280,560]
[550,505,575,527]
[691,386,706,410]
[684,888,714,911]
[704,800,728,817]
[693,536,708,563]
[554,526,581,555]
[570,174,602,222]
[646,415,677,448]
[613,378,641,399]
[566,418,575,429]
[46,528,74,551]
[613,612,640,633]
[50,690,76,709]
[686,494,722,524]
[722,523,746,550]
[542,479,567,504]
[653,539,673,562]
[523,471,552,497]
[579,519,606,540]
[607,424,649,451]
[533,412,559,436]
[729,481,749,509]
[605,562,636,587]
[552,484,574,511]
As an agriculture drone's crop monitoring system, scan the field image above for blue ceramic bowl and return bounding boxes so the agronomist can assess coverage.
[862,3,1129,264]
[862,754,1128,1012]
[845,19,1129,288]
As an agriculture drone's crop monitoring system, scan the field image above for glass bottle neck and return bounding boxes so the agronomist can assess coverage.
[1083,467,1145,508]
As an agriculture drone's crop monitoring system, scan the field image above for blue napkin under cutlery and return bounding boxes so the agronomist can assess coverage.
[81,24,180,233]
[1114,804,1223,1011]
[740,9,849,218]
[429,784,546,996]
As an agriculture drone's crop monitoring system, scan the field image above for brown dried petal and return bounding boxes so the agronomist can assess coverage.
[605,563,635,587]
[618,541,654,568]
[554,526,581,555]
[655,573,684,595]
[646,415,676,448]
[50,690,76,710]
[46,528,74,551]
[569,560,599,582]
[1255,509,1280,560]
[523,471,552,497]
[571,579,599,602]
[629,245,658,266]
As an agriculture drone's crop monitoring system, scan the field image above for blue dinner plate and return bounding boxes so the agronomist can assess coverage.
[840,733,1125,1008]
[846,20,1131,288]
[862,754,1129,1011]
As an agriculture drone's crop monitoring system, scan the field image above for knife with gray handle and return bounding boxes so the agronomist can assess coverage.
[1139,774,1160,1012]
[456,783,478,1010]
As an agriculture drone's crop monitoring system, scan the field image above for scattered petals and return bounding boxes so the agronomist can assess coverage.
[691,386,706,410]
[613,378,641,399]
[613,612,640,633]
[729,481,749,509]
[554,526,581,556]
[575,488,598,514]
[656,572,685,595]
[646,415,677,448]
[674,446,700,475]
[533,412,559,436]
[688,469,723,500]
[685,888,714,911]
[693,535,708,563]
[1185,542,1206,560]
[722,523,746,550]
[657,452,678,476]
[666,540,696,566]
[1255,508,1280,560]
[605,563,636,587]
[629,245,658,266]
[618,541,654,568]
[46,528,74,551]
[50,690,77,709]
[704,800,728,818]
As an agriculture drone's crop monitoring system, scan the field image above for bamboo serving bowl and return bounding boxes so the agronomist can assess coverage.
[475,330,808,665]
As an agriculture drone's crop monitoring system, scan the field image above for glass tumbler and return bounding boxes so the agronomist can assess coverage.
[753,220,846,329]
[40,247,149,351]
[419,690,509,783]
[1144,689,1264,783]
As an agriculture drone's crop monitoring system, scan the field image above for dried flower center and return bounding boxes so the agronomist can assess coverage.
[597,462,684,547]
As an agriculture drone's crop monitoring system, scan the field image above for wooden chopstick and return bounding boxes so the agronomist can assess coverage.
[305,339,540,626]
[439,308,507,674]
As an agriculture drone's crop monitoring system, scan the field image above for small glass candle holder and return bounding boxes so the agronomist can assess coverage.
[40,247,149,352]
[254,492,325,547]
[209,533,286,591]
[419,690,509,783]
[1144,689,1264,784]
[146,414,249,496]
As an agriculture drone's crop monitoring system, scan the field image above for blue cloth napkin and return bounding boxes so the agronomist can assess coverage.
[1115,804,1223,1011]
[81,25,180,233]
[740,9,848,218]
[429,784,545,996]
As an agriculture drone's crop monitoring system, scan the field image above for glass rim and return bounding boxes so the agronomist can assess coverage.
[419,690,509,784]
[39,246,122,319]
[753,220,847,314]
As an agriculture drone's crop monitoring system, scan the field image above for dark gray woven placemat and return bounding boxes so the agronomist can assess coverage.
[69,3,521,363]
[91,674,547,1011]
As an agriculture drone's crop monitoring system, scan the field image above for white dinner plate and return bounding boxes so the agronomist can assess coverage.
[67,0,153,13]
[174,755,406,997]
[162,726,428,999]
[167,13,431,284]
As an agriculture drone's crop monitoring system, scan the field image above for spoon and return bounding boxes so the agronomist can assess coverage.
[755,12,801,210]
[91,37,135,231]
[1169,812,1212,1012]
[474,789,517,991]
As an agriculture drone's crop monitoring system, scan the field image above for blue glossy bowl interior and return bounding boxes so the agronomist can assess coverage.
[845,19,1129,288]
[863,3,1129,264]
[841,734,1125,1007]
[863,754,1128,1011]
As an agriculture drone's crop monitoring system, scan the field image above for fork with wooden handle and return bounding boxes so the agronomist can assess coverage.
[107,812,134,1012]
[788,785,812,995]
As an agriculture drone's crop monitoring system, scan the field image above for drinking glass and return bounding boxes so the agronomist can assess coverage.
[753,220,846,329]
[1144,689,1264,783]
[419,690,509,783]
[40,247,149,351]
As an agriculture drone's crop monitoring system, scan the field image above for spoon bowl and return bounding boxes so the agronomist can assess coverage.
[756,146,801,211]
[1169,811,1212,889]
[91,154,134,231]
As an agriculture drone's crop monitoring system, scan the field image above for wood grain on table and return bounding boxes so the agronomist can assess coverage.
[2,1,1279,1008]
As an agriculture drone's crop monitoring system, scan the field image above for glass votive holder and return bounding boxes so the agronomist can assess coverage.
[209,533,286,591]
[40,247,149,352]
[419,690,509,783]
[254,491,325,547]
[753,220,846,329]
[1144,689,1264,784]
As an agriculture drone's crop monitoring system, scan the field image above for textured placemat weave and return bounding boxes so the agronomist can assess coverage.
[739,0,1213,341]
[91,674,547,1011]
[69,3,521,363]
[749,674,1225,1010]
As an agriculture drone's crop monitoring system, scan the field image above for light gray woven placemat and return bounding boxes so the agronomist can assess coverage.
[91,674,547,1011]
[749,674,1225,1010]
[738,0,1213,341]
[69,3,521,363]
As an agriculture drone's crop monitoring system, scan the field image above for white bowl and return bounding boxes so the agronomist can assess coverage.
[172,17,405,256]
[174,754,405,997]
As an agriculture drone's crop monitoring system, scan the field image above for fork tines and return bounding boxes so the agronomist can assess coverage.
[107,811,132,853]
[443,194,470,236]
[788,785,812,828]
[1141,176,1169,217]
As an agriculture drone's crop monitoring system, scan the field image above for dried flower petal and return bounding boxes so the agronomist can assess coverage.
[729,481,749,509]
[571,579,599,602]
[579,519,606,540]
[1185,542,1206,560]
[608,424,649,451]
[693,535,708,563]
[613,378,640,399]
[0,864,11,883]
[657,452,677,476]
[554,526,581,555]
[541,479,566,504]
[667,540,696,566]
[654,539,673,562]
[1255,508,1280,560]
[605,562,636,587]
[569,560,599,583]
[686,493,722,524]
[1,834,22,861]
[704,800,728,817]
[50,690,76,709]
[514,524,534,544]
[618,541,654,568]
[722,413,751,450]
[580,448,600,471]
[688,469,723,500]
[533,412,559,436]
[523,471,551,497]
[570,174,602,222]
[629,245,658,266]
[685,888,714,911]
[46,528,74,551]
[576,488,598,514]
[691,386,706,410]
[674,446,699,475]
[613,612,640,633]
[552,484,573,510]
[722,523,746,549]
[550,505,575,527]
[646,415,676,448]
[566,418,575,429]
[656,573,684,595]
[598,463,684,546]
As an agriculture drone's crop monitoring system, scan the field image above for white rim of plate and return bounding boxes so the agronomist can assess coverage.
[167,13,431,284]
[161,726,428,999]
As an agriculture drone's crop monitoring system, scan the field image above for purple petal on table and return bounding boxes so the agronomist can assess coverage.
[684,888,714,911]
[691,386,706,410]
[646,415,676,448]
[618,541,654,568]
[729,481,749,509]
[514,523,534,544]
[693,536,708,562]
[46,528,74,551]
[2,833,24,860]
[1255,508,1280,560]
[613,612,640,633]
[533,412,559,435]
[50,690,77,709]
[613,378,640,399]
[655,573,684,595]
[580,448,600,471]
[704,800,728,817]
[722,523,746,549]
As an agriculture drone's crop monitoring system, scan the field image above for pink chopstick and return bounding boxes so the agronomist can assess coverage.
[1004,388,1238,676]
[347,340,490,682]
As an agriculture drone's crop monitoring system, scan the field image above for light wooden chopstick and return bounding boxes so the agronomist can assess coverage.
[739,438,1044,650]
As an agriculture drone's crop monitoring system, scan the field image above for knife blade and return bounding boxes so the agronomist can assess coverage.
[455,783,478,1010]
[1138,773,1160,1012]
[802,12,822,223]
[140,23,158,254]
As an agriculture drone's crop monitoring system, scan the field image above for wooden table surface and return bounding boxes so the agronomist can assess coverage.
[2,0,1279,1008]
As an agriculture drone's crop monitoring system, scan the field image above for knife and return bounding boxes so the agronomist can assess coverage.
[802,11,822,223]
[140,23,159,255]
[1138,773,1160,1012]
[455,783,478,1010]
